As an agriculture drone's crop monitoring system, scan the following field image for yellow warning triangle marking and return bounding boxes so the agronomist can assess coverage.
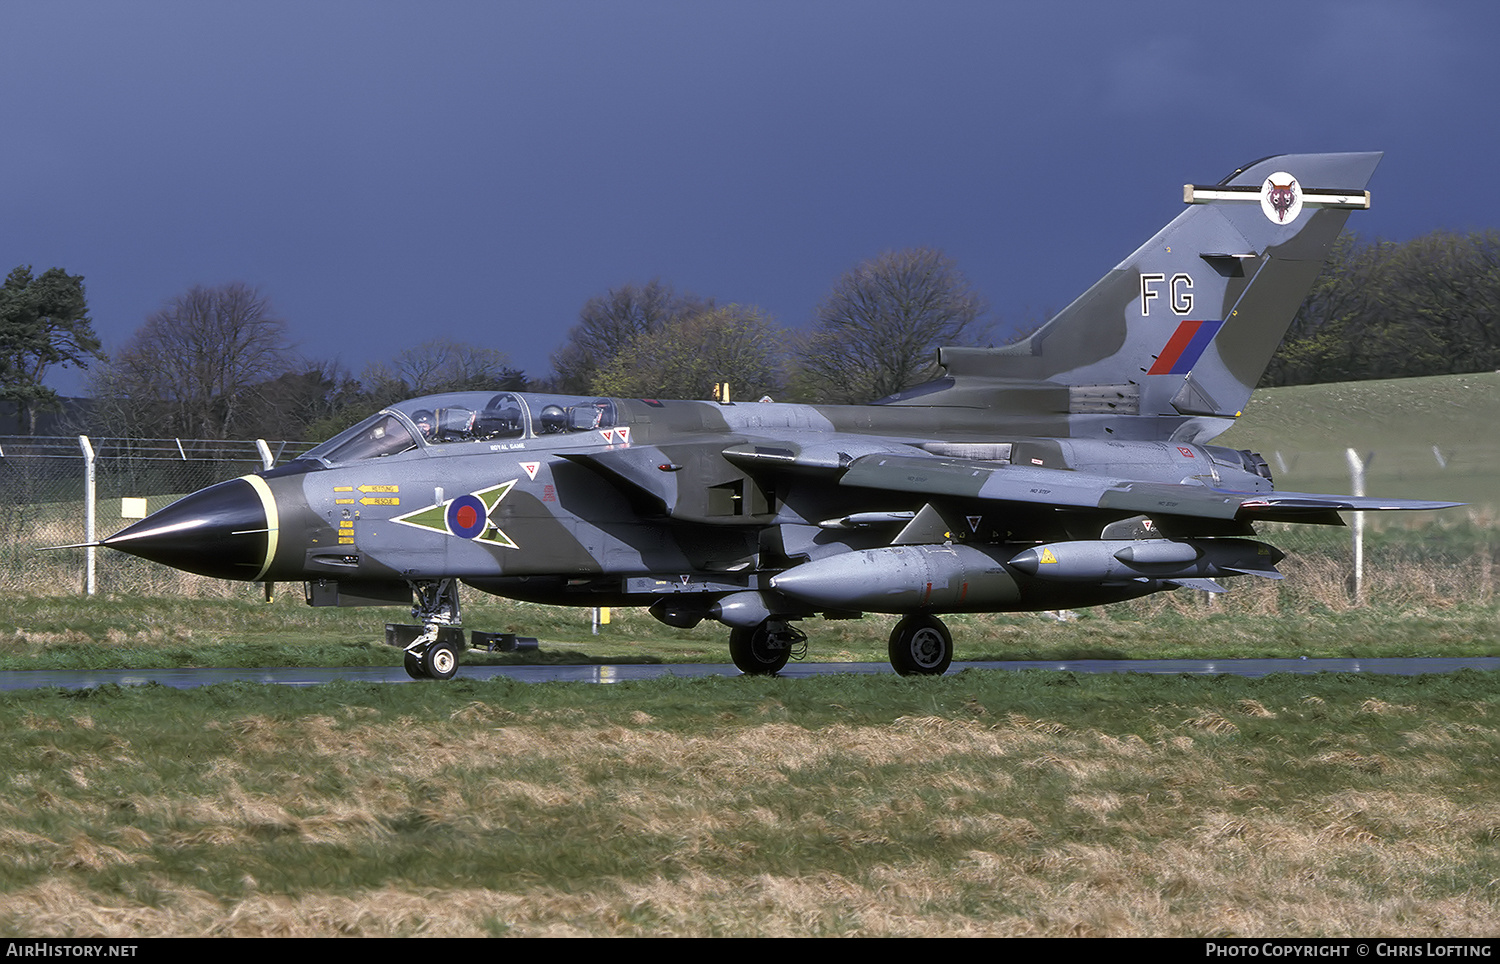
[1040,548,1059,564]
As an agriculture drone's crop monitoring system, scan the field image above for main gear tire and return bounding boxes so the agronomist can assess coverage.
[888,615,953,677]
[729,623,791,676]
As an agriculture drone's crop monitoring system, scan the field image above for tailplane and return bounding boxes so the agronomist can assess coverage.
[892,152,1381,442]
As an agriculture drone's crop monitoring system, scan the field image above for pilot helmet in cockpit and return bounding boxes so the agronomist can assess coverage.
[539,404,567,434]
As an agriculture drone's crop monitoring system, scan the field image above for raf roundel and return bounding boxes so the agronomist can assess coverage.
[445,493,489,540]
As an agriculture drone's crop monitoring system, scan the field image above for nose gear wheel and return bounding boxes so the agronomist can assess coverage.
[402,579,463,680]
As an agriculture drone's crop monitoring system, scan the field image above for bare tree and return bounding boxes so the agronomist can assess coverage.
[361,338,526,408]
[794,248,988,404]
[549,279,712,393]
[92,282,293,439]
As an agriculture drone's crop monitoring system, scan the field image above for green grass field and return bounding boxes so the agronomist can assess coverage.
[1,670,1496,937]
[1218,371,1500,511]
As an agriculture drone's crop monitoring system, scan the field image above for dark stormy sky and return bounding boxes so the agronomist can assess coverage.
[8,0,1499,399]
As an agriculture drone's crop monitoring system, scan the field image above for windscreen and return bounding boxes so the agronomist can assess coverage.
[302,412,419,464]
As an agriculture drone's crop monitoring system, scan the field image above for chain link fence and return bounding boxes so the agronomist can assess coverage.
[0,436,314,596]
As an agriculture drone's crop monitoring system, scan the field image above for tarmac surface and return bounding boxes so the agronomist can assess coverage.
[2,658,1498,691]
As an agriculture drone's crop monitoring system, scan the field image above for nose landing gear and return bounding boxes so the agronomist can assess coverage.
[399,579,463,680]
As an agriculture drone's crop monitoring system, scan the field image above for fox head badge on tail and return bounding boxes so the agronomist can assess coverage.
[92,152,1459,679]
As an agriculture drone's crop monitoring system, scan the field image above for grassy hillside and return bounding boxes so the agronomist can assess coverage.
[1216,371,1499,513]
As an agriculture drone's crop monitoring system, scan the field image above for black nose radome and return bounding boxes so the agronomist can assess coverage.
[103,477,277,581]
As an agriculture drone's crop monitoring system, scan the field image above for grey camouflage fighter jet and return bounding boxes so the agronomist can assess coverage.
[99,152,1459,679]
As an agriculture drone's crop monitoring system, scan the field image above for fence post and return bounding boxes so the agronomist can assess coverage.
[1345,448,1373,604]
[79,435,96,596]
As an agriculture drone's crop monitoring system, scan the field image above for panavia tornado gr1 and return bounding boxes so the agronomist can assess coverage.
[99,152,1459,679]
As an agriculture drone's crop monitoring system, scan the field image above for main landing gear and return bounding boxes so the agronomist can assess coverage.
[395,580,957,680]
[728,620,807,675]
[887,614,954,677]
[727,614,953,677]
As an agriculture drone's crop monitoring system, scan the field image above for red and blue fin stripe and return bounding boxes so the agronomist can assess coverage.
[1148,320,1224,375]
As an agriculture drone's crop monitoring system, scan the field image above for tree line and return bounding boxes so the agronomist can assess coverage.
[1262,230,1500,387]
[87,284,527,442]
[4,229,1496,442]
[0,247,995,441]
[550,247,991,405]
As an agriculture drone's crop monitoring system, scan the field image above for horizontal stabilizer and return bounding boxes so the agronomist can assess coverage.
[1168,578,1228,593]
[1220,565,1285,580]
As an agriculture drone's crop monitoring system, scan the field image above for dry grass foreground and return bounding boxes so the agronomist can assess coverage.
[2,673,1498,937]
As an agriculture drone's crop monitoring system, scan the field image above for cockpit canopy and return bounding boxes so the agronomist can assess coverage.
[300,392,620,466]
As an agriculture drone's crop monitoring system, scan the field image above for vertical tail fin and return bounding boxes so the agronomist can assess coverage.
[923,152,1381,440]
